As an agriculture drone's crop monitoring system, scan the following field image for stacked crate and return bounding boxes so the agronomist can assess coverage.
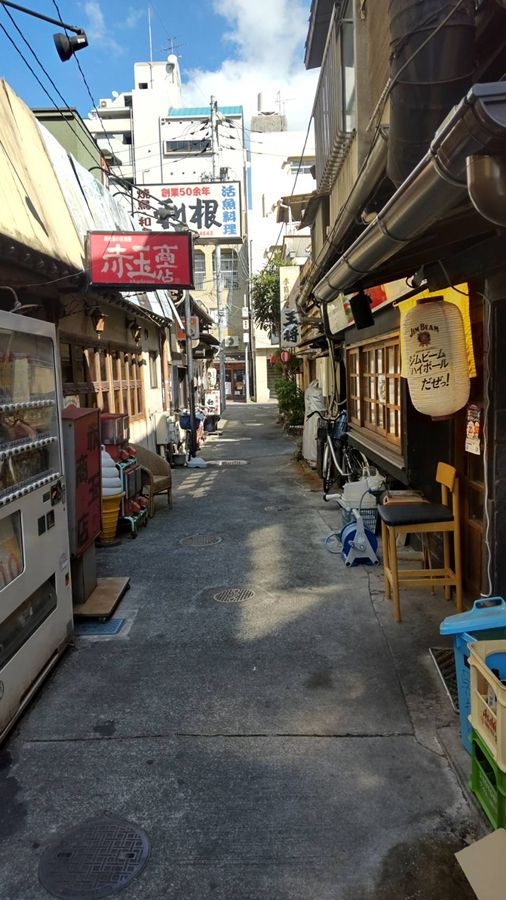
[469,640,506,827]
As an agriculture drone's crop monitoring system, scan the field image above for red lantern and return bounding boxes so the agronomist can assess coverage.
[280,350,290,363]
[270,354,278,366]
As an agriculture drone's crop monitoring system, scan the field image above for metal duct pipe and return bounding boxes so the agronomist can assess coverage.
[388,0,475,187]
[314,83,506,303]
[467,154,506,227]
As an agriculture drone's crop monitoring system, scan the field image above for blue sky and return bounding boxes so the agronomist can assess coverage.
[0,0,317,128]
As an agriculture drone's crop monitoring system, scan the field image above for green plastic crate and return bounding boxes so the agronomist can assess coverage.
[470,728,506,828]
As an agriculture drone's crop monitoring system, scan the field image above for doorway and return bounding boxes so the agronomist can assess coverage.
[225,362,246,402]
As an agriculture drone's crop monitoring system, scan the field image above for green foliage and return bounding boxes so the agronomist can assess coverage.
[270,350,302,376]
[274,377,305,426]
[251,253,283,337]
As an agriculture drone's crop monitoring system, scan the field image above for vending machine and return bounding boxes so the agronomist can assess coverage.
[0,310,73,742]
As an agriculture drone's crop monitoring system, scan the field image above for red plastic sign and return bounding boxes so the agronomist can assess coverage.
[87,231,193,289]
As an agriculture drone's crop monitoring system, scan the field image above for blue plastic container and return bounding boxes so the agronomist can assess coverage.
[440,597,506,753]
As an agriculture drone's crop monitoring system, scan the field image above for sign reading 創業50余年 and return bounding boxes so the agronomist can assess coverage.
[86,231,194,290]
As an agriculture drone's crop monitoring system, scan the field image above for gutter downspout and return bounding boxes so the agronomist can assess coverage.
[298,127,389,309]
[314,83,506,303]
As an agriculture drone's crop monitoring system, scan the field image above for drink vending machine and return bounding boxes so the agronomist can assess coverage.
[0,310,73,741]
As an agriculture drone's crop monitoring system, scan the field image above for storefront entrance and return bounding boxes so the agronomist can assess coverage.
[225,362,246,402]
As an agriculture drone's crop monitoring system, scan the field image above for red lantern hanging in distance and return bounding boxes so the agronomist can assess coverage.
[280,350,291,363]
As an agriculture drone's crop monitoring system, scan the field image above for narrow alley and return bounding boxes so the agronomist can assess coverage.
[0,404,480,899]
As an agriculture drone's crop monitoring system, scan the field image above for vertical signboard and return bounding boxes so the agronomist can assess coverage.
[279,266,300,348]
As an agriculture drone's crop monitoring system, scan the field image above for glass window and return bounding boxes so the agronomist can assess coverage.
[193,250,206,290]
[346,335,401,447]
[149,352,159,389]
[0,512,23,589]
[213,249,239,291]
[341,2,356,132]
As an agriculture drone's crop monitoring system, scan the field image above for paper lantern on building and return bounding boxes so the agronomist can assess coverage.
[270,353,278,366]
[280,350,291,363]
[401,297,470,417]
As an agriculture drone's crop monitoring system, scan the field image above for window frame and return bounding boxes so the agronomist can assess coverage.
[60,340,146,420]
[346,331,402,451]
[193,250,206,290]
[212,248,239,291]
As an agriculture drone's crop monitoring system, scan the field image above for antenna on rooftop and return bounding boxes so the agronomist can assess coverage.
[148,3,153,62]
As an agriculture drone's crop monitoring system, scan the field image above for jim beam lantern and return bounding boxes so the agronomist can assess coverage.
[402,297,470,418]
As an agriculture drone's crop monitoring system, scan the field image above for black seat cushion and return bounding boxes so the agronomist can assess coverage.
[378,502,454,527]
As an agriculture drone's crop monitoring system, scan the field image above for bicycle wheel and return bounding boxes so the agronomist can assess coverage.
[322,442,334,493]
[344,446,369,480]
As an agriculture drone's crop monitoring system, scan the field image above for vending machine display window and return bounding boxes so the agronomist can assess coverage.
[0,511,23,589]
[0,329,61,503]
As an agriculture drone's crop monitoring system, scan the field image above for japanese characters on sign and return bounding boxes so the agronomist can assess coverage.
[279,266,300,349]
[132,182,242,240]
[87,231,193,290]
[465,404,481,455]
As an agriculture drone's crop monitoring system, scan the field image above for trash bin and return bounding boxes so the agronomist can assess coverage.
[440,596,506,753]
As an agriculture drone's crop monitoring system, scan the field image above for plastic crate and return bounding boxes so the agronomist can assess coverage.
[440,597,506,754]
[341,505,378,534]
[470,729,506,828]
[469,639,506,769]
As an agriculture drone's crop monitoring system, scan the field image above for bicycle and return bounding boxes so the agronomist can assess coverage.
[308,408,369,496]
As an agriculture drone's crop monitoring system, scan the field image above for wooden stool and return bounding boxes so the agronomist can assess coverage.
[378,462,463,622]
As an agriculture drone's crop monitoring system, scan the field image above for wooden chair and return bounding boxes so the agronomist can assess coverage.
[378,462,463,623]
[132,444,172,518]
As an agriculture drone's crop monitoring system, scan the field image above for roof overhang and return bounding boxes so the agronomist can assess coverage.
[314,83,506,304]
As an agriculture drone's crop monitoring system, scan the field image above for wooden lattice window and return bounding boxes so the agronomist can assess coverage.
[346,334,401,446]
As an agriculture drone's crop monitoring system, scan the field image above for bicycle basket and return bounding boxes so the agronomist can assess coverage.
[332,411,348,440]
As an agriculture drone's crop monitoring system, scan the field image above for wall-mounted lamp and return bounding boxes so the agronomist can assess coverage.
[349,290,374,330]
[0,1,89,61]
[127,318,142,344]
[90,307,107,337]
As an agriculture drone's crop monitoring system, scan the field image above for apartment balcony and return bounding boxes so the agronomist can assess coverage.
[312,2,355,194]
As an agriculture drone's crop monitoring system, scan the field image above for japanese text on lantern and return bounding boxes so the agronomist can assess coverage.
[408,348,450,390]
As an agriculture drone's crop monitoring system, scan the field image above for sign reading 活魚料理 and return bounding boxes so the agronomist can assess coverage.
[86,231,193,290]
[133,182,242,241]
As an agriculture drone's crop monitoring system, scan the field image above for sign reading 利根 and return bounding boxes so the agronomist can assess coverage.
[132,182,242,241]
[86,231,194,290]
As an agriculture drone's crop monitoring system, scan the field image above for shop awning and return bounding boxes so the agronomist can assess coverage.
[313,83,506,303]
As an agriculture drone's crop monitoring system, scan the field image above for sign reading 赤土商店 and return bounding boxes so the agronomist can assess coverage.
[132,182,242,241]
[86,231,194,290]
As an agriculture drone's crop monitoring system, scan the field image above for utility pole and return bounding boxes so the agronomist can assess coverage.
[210,95,226,411]
[184,289,196,457]
[148,3,153,63]
[215,243,226,412]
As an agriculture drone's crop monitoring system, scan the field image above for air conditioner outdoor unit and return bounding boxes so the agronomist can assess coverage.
[224,336,239,348]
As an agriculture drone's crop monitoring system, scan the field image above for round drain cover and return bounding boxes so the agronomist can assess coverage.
[208,459,247,466]
[214,588,255,604]
[180,534,222,547]
[38,816,150,899]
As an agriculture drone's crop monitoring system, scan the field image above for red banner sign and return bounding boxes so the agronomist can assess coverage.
[87,231,193,290]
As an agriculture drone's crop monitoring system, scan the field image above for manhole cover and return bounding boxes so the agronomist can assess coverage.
[208,459,247,466]
[38,816,151,899]
[180,534,222,547]
[214,588,255,604]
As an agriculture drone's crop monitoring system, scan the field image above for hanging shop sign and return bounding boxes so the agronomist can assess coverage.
[400,297,471,417]
[465,404,481,455]
[279,266,300,348]
[132,181,242,241]
[176,317,200,342]
[86,231,194,290]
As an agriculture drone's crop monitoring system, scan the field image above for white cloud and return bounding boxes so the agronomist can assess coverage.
[125,7,144,29]
[83,1,123,53]
[182,0,317,131]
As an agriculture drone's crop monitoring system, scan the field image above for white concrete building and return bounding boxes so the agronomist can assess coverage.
[85,57,252,402]
[247,97,315,401]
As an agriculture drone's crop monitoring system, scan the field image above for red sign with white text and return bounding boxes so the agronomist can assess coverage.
[87,231,193,290]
